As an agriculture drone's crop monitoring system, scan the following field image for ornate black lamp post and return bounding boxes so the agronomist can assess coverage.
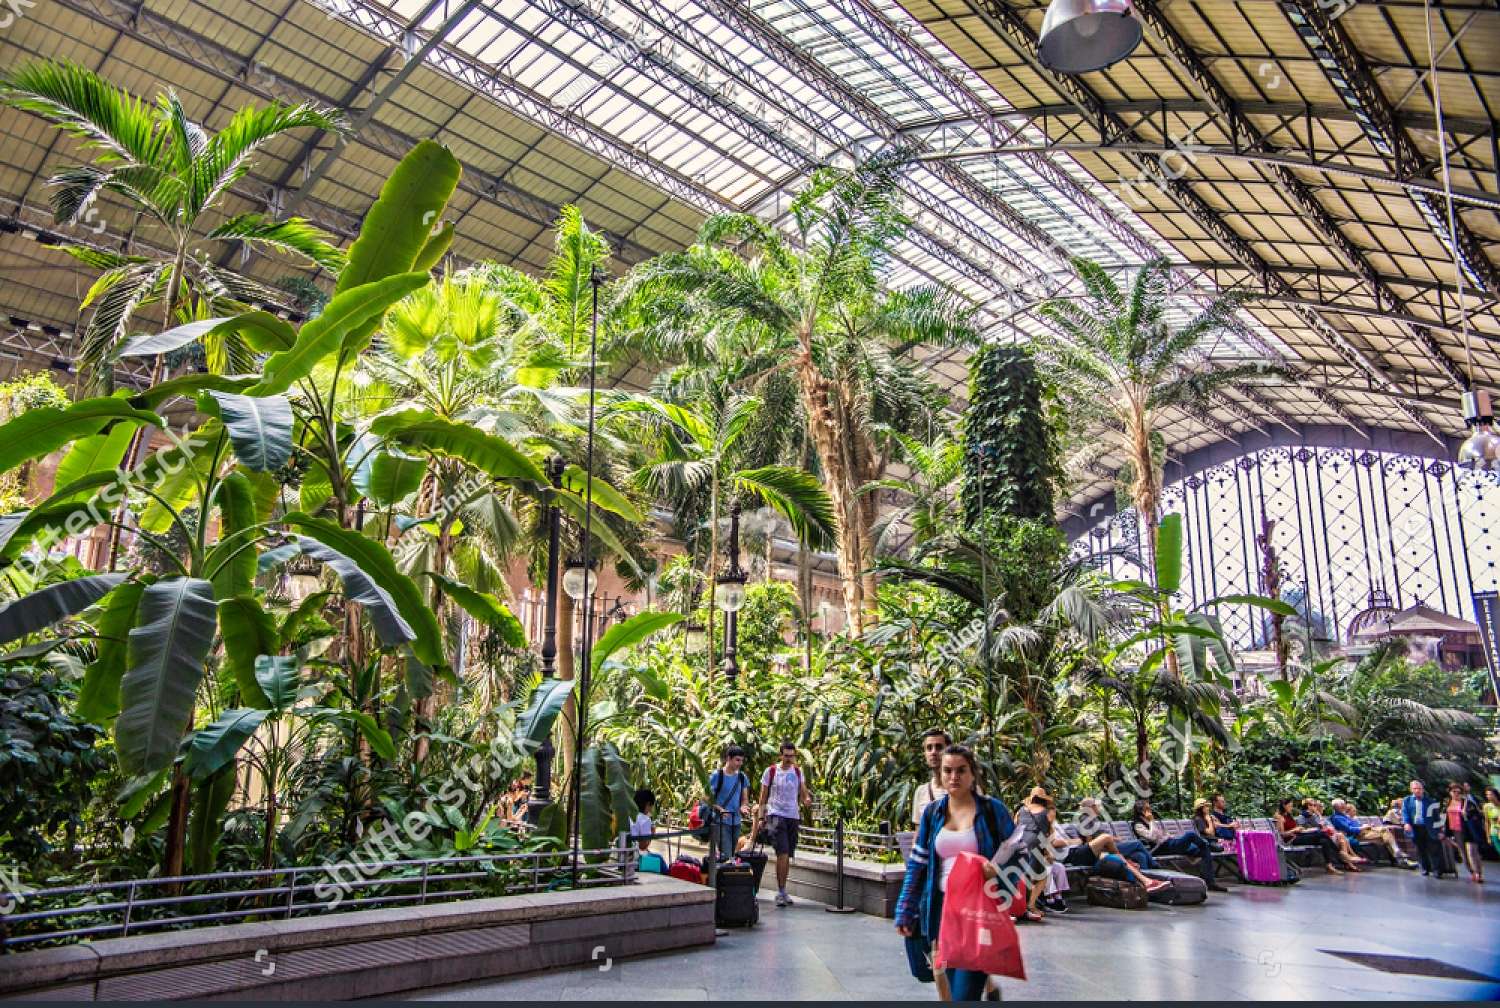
[714,503,748,683]
[527,454,566,822]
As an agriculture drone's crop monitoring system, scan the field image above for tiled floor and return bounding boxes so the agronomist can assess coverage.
[407,866,1500,1001]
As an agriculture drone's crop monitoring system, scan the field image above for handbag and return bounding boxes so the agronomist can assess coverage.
[933,852,1026,980]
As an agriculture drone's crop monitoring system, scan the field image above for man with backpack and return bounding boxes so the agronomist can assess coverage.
[706,745,752,862]
[756,741,812,907]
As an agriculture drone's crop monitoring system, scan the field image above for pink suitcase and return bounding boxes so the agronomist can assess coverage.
[1236,829,1296,884]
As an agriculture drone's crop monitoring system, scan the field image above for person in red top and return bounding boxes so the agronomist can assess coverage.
[1440,781,1486,883]
[1274,798,1345,874]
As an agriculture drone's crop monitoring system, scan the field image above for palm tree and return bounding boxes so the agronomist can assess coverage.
[1036,257,1265,571]
[617,156,975,634]
[0,60,346,391]
[608,393,835,672]
[859,431,964,555]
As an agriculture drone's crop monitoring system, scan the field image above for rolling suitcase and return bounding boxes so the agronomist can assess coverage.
[1236,829,1298,885]
[1140,869,1207,905]
[715,862,759,927]
[736,849,769,890]
[1084,877,1148,910]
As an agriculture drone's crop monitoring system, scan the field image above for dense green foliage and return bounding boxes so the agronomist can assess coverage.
[961,345,1056,524]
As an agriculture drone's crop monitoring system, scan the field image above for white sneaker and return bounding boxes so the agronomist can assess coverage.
[775,891,789,907]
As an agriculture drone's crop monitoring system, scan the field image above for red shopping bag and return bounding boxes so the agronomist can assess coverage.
[933,852,1026,980]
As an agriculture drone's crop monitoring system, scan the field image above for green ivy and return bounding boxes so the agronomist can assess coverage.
[961,345,1057,525]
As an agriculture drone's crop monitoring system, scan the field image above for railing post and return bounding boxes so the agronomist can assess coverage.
[705,810,719,887]
[285,868,297,918]
[419,861,430,905]
[824,819,855,914]
[121,881,136,937]
[618,832,634,882]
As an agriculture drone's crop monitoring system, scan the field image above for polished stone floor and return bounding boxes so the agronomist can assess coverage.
[408,867,1500,1001]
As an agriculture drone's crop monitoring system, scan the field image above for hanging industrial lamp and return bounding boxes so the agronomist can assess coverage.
[1457,390,1499,470]
[1037,0,1142,74]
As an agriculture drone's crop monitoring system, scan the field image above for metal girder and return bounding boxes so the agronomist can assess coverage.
[904,99,1498,141]
[911,141,1500,211]
[971,0,1451,443]
[1280,0,1500,296]
[1079,0,1474,389]
[49,0,666,265]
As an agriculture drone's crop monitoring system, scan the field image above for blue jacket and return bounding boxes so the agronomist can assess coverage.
[1402,794,1438,827]
[1329,812,1362,838]
[894,794,1015,936]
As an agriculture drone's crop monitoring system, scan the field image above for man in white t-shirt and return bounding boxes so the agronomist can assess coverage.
[911,728,951,826]
[629,788,655,852]
[756,741,811,907]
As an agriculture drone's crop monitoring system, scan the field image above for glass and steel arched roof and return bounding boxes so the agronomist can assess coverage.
[0,0,1494,514]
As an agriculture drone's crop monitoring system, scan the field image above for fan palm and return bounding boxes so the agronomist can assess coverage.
[617,156,975,633]
[608,392,835,672]
[0,60,345,392]
[1036,257,1267,570]
[859,431,964,554]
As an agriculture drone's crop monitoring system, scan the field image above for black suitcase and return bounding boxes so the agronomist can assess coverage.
[735,850,769,890]
[1434,835,1459,877]
[1141,869,1208,905]
[715,863,759,927]
[1084,876,1147,910]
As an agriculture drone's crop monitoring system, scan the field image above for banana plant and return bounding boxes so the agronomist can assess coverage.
[0,140,470,877]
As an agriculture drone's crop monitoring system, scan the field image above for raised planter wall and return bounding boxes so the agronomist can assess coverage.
[755,852,905,918]
[0,874,714,1001]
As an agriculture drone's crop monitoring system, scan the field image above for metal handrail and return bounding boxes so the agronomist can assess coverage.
[656,817,898,859]
[2,842,634,951]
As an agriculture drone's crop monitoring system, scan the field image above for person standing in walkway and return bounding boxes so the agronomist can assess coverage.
[1440,781,1485,883]
[1402,779,1442,877]
[757,741,812,907]
[1133,799,1228,892]
[706,746,752,861]
[895,744,1016,1003]
[912,729,950,826]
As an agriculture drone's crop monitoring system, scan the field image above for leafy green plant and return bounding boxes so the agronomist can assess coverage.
[961,344,1057,524]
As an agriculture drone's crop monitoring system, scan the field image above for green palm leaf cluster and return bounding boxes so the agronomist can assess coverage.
[0,59,346,391]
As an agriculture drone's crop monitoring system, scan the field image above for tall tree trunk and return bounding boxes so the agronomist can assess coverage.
[794,356,865,635]
[162,766,192,881]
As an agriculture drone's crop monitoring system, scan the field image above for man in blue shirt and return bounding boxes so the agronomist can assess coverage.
[1330,798,1413,868]
[706,746,752,860]
[1401,780,1441,876]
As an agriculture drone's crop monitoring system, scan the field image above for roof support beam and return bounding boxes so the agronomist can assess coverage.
[968,0,1451,443]
[1124,0,1474,392]
[1279,0,1500,297]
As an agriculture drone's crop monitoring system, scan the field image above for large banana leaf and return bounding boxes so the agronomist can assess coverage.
[76,579,145,724]
[136,420,223,534]
[206,392,292,472]
[248,273,431,396]
[578,746,614,852]
[183,707,268,780]
[52,423,136,495]
[599,741,639,832]
[129,374,258,411]
[118,317,232,357]
[562,464,642,523]
[217,596,276,709]
[1155,513,1183,595]
[186,765,237,875]
[370,409,545,484]
[515,677,574,749]
[591,611,681,676]
[0,573,126,646]
[292,536,414,647]
[1201,592,1298,617]
[425,573,525,647]
[254,655,300,713]
[206,472,257,599]
[285,515,444,669]
[0,397,161,473]
[361,450,426,505]
[333,139,461,357]
[116,577,218,775]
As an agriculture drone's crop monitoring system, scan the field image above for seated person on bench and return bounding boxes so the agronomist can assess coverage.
[1133,799,1227,892]
[1300,798,1367,868]
[1074,797,1156,869]
[1209,794,1240,843]
[1276,797,1347,874]
[1055,816,1165,893]
[1330,798,1413,867]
